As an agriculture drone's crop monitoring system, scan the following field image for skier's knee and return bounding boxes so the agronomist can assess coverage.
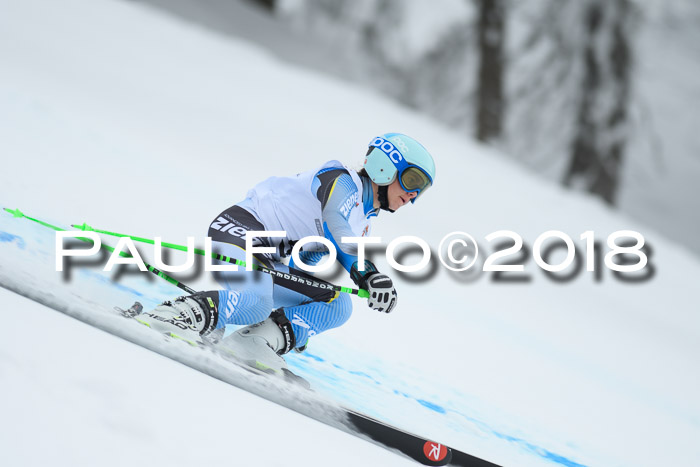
[330,293,353,327]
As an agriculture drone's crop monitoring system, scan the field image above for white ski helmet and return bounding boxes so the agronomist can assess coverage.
[364,133,436,203]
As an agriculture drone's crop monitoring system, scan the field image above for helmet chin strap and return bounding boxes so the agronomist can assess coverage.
[378,185,395,213]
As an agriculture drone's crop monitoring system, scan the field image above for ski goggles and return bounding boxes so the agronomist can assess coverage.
[369,137,433,199]
[398,165,432,198]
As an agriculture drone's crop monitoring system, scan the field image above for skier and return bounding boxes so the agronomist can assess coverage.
[136,133,436,372]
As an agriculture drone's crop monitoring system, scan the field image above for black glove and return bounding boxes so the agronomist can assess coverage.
[351,261,398,314]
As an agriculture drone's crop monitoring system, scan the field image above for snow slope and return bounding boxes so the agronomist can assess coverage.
[0,286,417,467]
[1,0,699,466]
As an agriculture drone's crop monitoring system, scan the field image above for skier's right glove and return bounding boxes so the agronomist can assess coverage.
[350,261,398,314]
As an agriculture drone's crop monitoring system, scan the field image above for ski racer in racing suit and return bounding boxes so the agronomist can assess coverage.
[136,133,436,370]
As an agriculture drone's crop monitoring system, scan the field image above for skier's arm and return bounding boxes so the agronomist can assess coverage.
[317,171,397,313]
[316,170,364,272]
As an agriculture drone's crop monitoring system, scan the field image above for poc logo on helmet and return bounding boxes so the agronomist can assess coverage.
[370,137,403,164]
[389,136,409,154]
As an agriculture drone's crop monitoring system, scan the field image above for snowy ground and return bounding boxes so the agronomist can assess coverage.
[0,286,417,467]
[1,0,700,466]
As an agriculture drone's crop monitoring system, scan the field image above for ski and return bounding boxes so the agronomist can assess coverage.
[345,410,501,466]
[114,302,313,385]
[114,301,500,466]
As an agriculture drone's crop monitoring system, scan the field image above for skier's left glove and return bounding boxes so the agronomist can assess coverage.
[350,261,397,314]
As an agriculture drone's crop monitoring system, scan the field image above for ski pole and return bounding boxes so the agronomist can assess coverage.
[72,222,370,298]
[3,208,197,294]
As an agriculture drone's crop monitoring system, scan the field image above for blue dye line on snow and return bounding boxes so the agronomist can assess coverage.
[491,431,587,467]
[78,269,144,297]
[348,370,382,385]
[0,231,26,249]
[300,354,382,386]
[302,351,325,363]
[297,350,588,467]
[392,390,446,414]
[416,399,446,414]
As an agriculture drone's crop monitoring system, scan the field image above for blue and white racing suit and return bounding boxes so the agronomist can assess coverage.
[207,160,379,350]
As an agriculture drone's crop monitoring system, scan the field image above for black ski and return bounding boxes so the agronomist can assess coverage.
[345,410,500,466]
[118,300,499,466]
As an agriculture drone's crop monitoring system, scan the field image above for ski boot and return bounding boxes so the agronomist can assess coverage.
[135,292,219,346]
[219,310,309,388]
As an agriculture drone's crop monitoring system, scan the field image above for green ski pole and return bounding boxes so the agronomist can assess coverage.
[72,222,370,298]
[3,208,197,294]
